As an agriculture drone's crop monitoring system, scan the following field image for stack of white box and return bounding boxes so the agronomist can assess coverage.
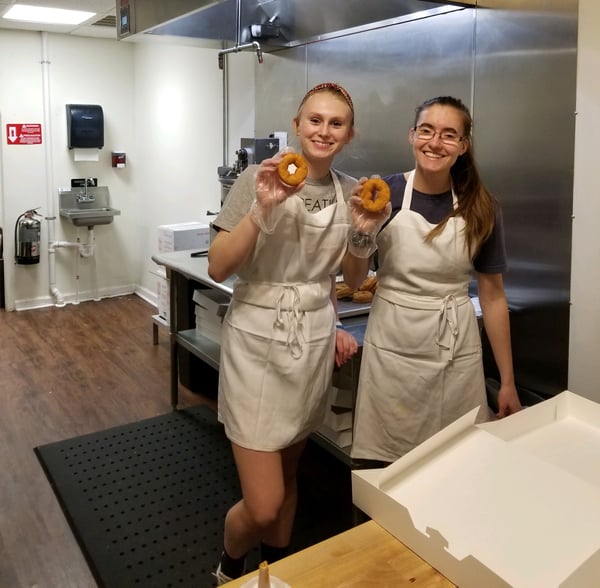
[193,288,230,344]
[154,222,211,323]
[157,222,210,254]
[318,384,354,448]
[152,265,169,321]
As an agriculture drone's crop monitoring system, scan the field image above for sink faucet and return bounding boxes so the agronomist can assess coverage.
[76,178,96,203]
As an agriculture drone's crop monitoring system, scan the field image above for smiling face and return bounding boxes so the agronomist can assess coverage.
[293,91,354,177]
[409,103,468,176]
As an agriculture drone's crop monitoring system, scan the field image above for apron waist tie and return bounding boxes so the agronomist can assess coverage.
[274,285,305,359]
[436,294,459,360]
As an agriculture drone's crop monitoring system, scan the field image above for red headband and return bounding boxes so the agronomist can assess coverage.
[298,82,354,117]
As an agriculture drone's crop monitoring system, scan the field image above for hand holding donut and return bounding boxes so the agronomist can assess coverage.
[347,176,392,258]
[278,152,308,186]
[250,150,307,233]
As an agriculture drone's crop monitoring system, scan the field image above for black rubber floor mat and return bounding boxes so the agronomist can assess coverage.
[34,405,353,588]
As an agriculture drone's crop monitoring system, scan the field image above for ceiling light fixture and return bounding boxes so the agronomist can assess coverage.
[3,4,95,25]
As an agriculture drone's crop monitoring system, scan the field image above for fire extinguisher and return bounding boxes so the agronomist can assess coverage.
[15,208,42,265]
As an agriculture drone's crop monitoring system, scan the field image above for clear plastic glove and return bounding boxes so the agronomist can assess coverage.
[347,176,392,258]
[249,148,306,234]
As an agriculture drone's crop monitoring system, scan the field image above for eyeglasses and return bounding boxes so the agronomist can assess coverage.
[413,125,464,145]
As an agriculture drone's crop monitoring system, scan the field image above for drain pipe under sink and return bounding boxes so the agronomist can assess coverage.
[48,228,96,305]
[50,235,95,258]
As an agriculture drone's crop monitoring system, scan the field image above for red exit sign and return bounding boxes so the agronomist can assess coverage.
[6,123,43,145]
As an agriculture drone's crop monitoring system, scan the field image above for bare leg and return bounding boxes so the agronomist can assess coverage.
[223,439,307,559]
[261,439,306,547]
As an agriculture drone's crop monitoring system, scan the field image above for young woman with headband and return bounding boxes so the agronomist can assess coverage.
[208,82,367,583]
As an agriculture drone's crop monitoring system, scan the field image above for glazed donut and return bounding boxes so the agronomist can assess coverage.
[278,153,308,186]
[352,290,373,303]
[359,276,378,293]
[360,178,390,212]
[336,283,356,300]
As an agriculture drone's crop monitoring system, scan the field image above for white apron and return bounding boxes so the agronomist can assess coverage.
[219,172,348,451]
[351,171,488,462]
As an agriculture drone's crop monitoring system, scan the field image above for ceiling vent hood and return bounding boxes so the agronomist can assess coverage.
[116,0,474,47]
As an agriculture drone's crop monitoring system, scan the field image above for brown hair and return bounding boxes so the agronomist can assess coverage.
[297,82,355,127]
[414,96,496,258]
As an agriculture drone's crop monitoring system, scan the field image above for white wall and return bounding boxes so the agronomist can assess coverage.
[0,30,256,311]
[568,0,600,402]
[132,41,222,301]
[0,30,137,309]
[133,43,256,301]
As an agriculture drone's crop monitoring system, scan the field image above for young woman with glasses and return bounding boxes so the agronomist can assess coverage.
[345,95,522,466]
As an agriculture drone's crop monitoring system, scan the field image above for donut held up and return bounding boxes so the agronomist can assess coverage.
[360,178,391,212]
[278,152,308,187]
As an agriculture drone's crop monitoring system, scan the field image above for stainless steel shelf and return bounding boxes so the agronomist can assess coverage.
[175,329,221,372]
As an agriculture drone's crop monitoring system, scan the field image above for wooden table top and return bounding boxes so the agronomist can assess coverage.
[222,520,455,587]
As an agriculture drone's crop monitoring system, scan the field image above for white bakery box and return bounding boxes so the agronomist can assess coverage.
[157,221,211,253]
[352,391,600,588]
[153,221,212,322]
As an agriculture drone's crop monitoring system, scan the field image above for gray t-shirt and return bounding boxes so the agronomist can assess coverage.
[213,164,356,233]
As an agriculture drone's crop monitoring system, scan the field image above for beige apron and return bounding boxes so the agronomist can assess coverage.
[351,171,487,462]
[219,172,348,451]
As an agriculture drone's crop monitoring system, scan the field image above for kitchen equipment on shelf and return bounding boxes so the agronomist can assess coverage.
[218,136,280,206]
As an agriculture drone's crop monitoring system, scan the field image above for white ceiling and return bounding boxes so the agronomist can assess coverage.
[0,0,117,39]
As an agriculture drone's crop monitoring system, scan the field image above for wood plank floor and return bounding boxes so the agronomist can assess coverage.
[0,294,212,588]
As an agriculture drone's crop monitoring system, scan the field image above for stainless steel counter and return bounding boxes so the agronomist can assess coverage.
[152,249,371,320]
[152,250,235,295]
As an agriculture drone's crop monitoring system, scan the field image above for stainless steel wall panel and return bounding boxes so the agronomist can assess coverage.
[254,45,308,134]
[473,11,577,305]
[252,3,577,398]
[472,7,577,395]
[255,10,475,179]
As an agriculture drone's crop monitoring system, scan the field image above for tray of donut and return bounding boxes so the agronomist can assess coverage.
[336,272,377,318]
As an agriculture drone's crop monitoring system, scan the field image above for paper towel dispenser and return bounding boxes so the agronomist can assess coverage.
[66,104,104,149]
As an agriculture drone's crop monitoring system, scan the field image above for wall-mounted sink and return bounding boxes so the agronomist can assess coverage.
[60,207,121,227]
[59,186,121,227]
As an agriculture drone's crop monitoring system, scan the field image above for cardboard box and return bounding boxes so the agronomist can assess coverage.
[157,222,210,253]
[318,423,352,448]
[324,404,353,431]
[193,289,229,344]
[328,385,353,410]
[195,306,223,344]
[352,391,600,588]
[323,384,353,430]
[156,276,169,322]
[192,288,230,317]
